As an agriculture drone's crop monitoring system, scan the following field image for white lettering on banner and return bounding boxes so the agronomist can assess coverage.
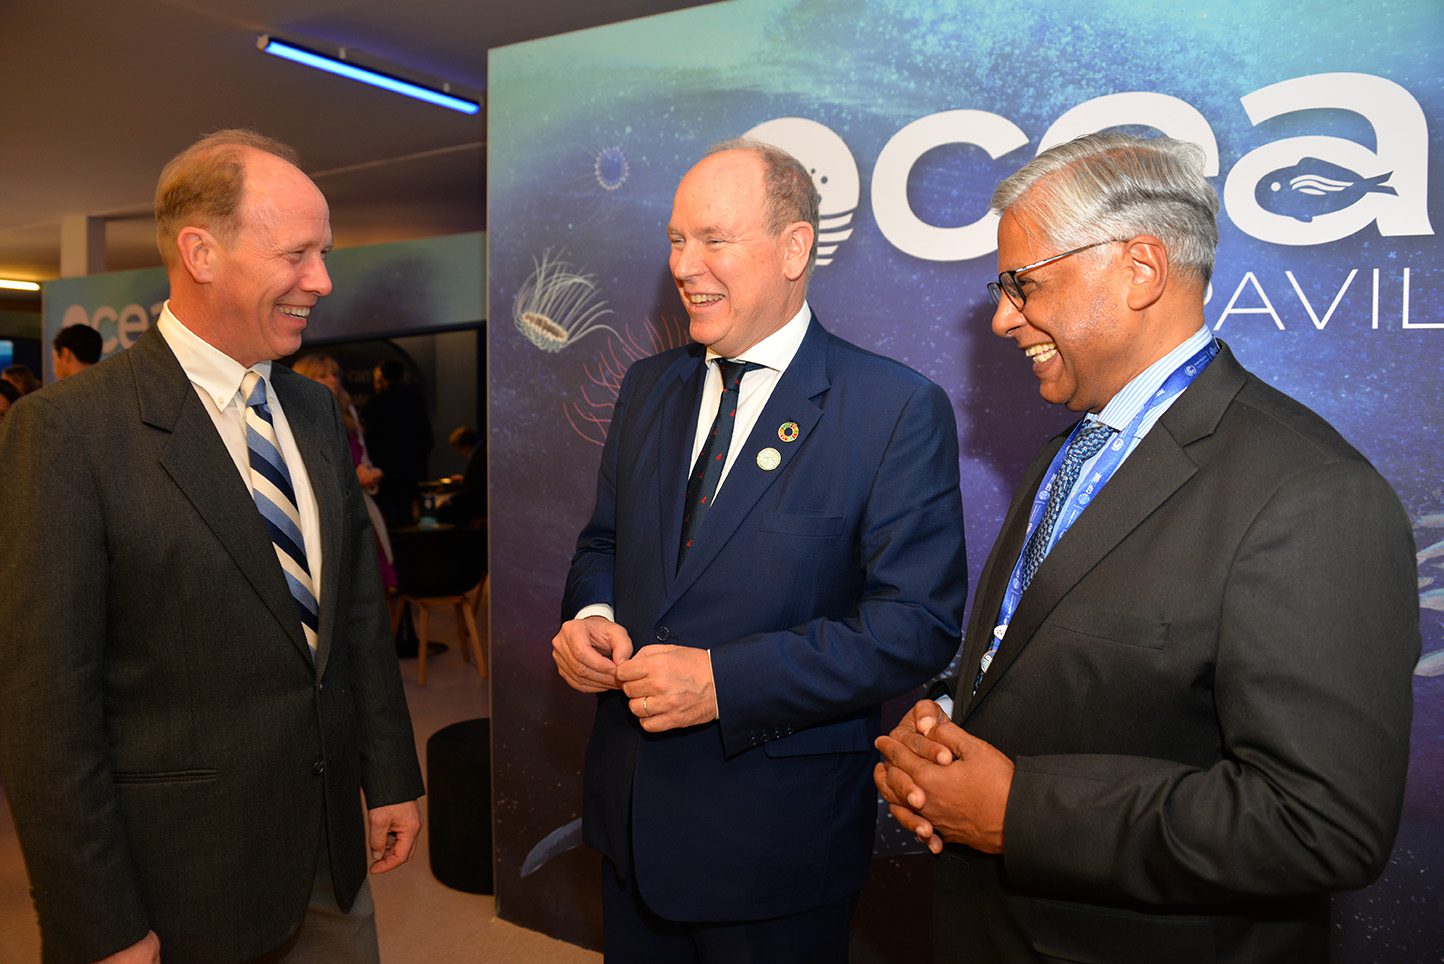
[1286,269,1356,330]
[1394,269,1434,329]
[1214,272,1285,331]
[1038,92,1220,175]
[117,303,150,349]
[1224,73,1433,246]
[743,117,860,266]
[61,304,90,331]
[1206,269,1421,331]
[871,110,1027,262]
[62,302,162,354]
[748,71,1431,267]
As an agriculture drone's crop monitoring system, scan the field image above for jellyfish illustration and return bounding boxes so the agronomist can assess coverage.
[565,314,690,445]
[512,249,619,353]
[594,145,630,192]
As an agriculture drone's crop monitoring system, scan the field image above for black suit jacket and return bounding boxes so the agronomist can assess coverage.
[0,327,424,963]
[938,344,1418,963]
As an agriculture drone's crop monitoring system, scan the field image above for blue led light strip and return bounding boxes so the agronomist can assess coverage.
[258,36,480,116]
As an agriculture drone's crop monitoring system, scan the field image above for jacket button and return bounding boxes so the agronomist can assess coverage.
[654,627,670,641]
[312,760,326,775]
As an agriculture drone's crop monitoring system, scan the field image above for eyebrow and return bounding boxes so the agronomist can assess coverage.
[668,224,730,237]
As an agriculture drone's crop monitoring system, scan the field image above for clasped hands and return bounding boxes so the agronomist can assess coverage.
[873,699,1015,855]
[551,616,717,731]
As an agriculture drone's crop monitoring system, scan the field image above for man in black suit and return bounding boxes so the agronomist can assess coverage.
[362,358,434,526]
[876,132,1418,962]
[0,130,424,963]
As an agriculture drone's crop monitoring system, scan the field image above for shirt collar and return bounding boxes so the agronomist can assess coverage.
[157,301,272,410]
[1093,325,1212,432]
[704,301,812,374]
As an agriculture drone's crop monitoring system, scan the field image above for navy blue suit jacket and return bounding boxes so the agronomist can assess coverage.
[563,316,968,922]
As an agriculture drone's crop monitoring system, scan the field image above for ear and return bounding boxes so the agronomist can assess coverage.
[1122,235,1168,310]
[780,222,815,282]
[176,226,219,284]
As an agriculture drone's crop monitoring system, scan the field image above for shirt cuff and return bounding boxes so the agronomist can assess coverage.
[707,648,719,721]
[575,603,615,622]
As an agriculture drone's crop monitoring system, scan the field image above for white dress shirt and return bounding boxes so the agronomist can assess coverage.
[156,303,324,599]
[574,302,812,625]
[689,301,811,501]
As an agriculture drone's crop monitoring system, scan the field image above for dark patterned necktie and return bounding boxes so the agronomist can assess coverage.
[678,360,761,569]
[1018,420,1116,591]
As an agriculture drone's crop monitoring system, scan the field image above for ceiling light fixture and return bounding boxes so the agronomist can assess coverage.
[0,279,41,292]
[257,35,480,116]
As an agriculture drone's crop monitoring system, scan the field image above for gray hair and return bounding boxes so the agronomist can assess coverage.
[991,132,1219,285]
[707,137,821,273]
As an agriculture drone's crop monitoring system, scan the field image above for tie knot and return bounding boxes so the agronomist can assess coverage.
[716,359,760,393]
[1069,421,1115,462]
[241,371,268,411]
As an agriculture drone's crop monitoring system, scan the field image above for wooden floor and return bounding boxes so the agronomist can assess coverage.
[0,608,600,964]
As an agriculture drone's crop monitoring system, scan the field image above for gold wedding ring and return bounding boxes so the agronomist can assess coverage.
[643,697,650,716]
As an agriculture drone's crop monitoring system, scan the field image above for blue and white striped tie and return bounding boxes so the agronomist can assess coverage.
[242,371,319,655]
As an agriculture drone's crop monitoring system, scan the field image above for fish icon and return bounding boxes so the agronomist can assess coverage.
[1255,157,1397,222]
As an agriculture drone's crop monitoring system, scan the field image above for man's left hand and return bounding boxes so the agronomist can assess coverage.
[874,715,1014,855]
[367,800,423,874]
[616,645,717,732]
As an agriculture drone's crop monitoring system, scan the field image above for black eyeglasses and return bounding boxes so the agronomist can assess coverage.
[987,240,1119,310]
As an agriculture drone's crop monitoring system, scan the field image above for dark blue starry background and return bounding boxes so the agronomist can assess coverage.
[487,1,1442,954]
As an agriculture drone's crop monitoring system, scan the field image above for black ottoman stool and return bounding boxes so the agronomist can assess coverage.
[426,717,493,894]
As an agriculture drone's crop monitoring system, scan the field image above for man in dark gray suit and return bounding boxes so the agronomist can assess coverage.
[875,133,1418,962]
[0,130,424,963]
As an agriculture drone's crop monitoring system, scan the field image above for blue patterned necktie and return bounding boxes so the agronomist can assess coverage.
[678,359,761,569]
[1018,421,1116,591]
[242,371,319,654]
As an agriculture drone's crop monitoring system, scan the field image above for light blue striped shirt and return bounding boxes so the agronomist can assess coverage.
[1040,325,1213,557]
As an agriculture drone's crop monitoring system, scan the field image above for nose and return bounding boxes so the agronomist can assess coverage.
[991,294,1023,339]
[670,241,699,282]
[304,254,333,298]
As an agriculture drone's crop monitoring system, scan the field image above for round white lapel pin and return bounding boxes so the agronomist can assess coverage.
[756,447,781,471]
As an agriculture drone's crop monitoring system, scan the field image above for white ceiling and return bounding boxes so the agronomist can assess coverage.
[0,0,714,303]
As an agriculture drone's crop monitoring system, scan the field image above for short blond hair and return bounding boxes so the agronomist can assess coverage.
[154,129,301,268]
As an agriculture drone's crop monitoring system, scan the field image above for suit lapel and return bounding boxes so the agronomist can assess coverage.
[132,327,312,663]
[964,344,1248,715]
[271,366,340,674]
[655,349,708,595]
[956,434,1064,715]
[664,320,830,609]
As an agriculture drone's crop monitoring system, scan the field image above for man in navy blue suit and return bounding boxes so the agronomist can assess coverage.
[552,139,969,961]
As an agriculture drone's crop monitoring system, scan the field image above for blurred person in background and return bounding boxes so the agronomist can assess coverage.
[52,323,103,380]
[2,363,40,395]
[361,358,433,527]
[438,425,486,529]
[0,378,18,421]
[293,352,396,589]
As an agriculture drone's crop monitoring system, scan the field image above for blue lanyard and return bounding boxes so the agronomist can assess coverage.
[977,339,1220,687]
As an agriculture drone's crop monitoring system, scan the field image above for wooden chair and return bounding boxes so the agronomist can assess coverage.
[391,527,488,685]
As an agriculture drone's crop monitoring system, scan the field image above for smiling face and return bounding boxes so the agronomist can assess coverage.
[202,151,333,367]
[990,208,1148,414]
[667,150,810,358]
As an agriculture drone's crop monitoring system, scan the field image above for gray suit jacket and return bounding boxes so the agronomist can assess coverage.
[0,326,424,963]
[938,344,1418,963]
